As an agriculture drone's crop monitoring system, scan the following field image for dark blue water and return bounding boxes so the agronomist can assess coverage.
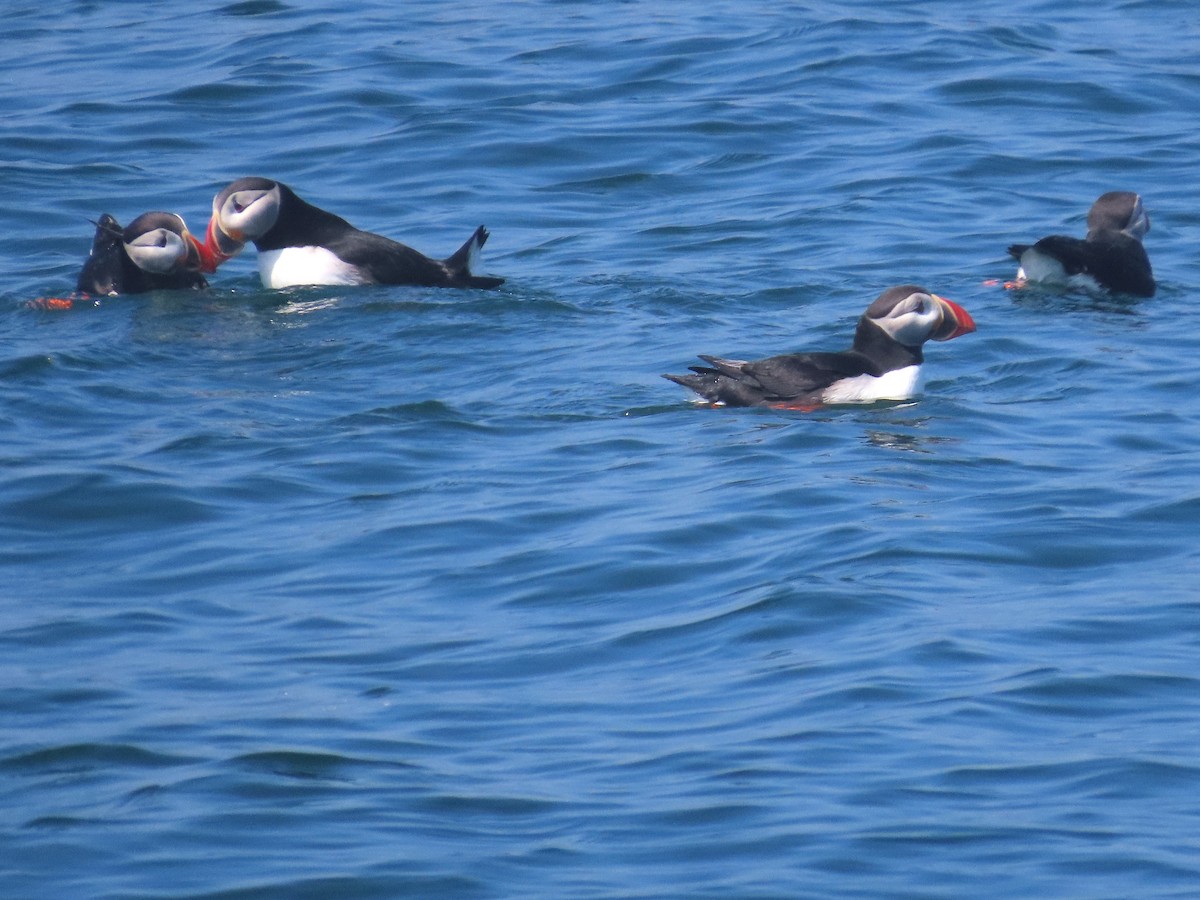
[4,2,1200,897]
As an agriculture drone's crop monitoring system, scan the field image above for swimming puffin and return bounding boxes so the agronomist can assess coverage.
[77,212,208,296]
[664,285,976,408]
[1007,191,1155,297]
[198,177,504,290]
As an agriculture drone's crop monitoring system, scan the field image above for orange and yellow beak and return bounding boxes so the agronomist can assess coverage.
[930,295,977,341]
[195,216,245,274]
[181,228,209,273]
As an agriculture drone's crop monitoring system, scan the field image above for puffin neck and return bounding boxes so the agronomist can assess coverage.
[251,185,357,252]
[852,317,924,371]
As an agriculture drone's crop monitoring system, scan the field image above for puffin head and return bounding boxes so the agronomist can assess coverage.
[1087,191,1150,241]
[122,211,207,275]
[198,177,283,272]
[865,285,976,348]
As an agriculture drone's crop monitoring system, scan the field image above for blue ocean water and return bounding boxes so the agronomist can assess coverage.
[4,1,1200,896]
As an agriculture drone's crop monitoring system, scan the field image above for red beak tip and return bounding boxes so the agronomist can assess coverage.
[939,297,976,339]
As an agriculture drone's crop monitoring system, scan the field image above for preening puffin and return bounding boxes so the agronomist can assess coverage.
[1007,191,1155,297]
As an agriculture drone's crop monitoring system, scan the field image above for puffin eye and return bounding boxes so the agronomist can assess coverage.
[227,192,250,214]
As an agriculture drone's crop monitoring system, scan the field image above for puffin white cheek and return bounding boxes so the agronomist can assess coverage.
[124,231,186,273]
[220,190,279,240]
[890,310,939,346]
[220,200,247,232]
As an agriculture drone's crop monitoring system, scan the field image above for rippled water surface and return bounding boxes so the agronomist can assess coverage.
[4,1,1200,897]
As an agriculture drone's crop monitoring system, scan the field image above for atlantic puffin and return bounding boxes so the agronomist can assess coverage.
[664,285,976,408]
[1007,191,1155,297]
[198,177,504,290]
[76,212,208,296]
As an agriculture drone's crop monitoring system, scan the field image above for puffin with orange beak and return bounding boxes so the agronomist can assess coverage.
[664,285,976,408]
[77,212,209,296]
[196,176,503,290]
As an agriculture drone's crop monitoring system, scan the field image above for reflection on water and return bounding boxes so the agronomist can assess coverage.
[863,428,946,453]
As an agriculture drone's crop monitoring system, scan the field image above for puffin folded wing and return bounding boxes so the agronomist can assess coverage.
[328,231,452,286]
[739,351,878,399]
[1078,231,1155,297]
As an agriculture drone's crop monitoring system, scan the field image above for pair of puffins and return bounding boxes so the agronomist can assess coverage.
[76,177,502,298]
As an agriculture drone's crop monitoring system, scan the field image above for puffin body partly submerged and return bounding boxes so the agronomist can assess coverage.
[199,177,503,290]
[1008,191,1155,297]
[664,285,976,408]
[76,212,208,296]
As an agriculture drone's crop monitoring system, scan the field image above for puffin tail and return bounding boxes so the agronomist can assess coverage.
[1006,243,1030,260]
[76,213,125,295]
[446,225,504,289]
[663,367,725,403]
